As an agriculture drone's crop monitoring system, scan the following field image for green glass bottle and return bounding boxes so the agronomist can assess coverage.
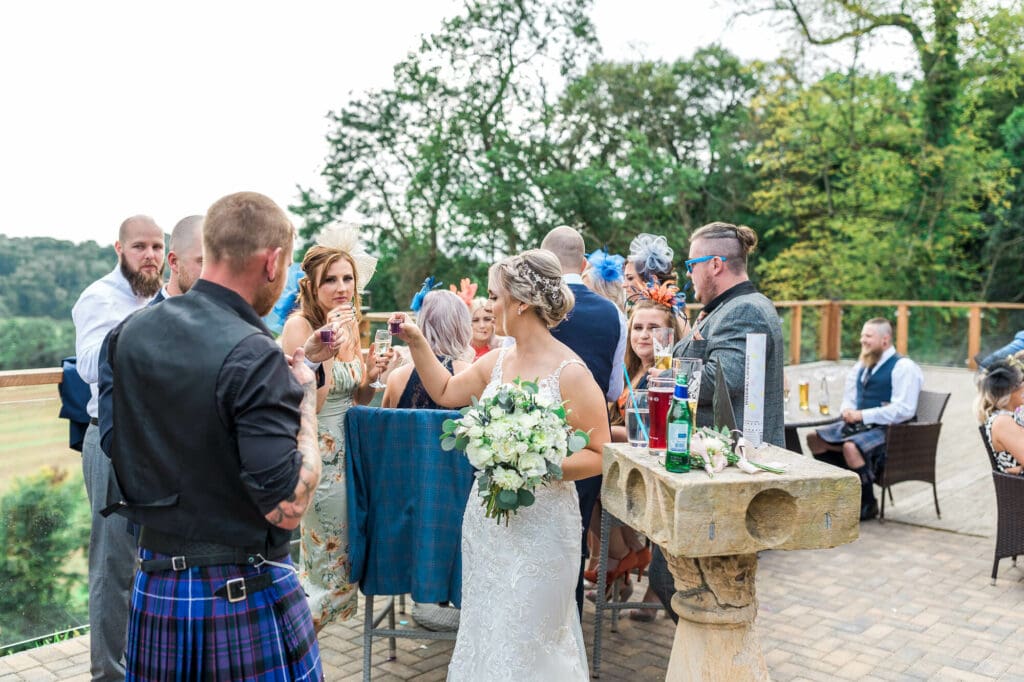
[665,374,692,473]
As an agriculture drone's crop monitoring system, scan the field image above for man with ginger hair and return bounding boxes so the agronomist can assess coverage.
[103,192,330,679]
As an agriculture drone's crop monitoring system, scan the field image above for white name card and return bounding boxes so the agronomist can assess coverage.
[743,333,766,446]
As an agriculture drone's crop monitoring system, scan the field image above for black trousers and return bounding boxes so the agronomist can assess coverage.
[574,475,602,615]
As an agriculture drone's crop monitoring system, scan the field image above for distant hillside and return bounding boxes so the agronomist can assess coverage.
[0,235,116,320]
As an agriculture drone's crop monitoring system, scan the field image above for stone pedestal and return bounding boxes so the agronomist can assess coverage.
[600,444,860,681]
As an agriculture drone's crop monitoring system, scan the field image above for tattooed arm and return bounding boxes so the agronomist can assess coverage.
[265,348,322,530]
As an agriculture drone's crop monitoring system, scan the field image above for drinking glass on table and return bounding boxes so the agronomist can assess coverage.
[652,328,675,371]
[647,375,674,452]
[369,329,391,389]
[671,357,702,417]
[625,390,650,448]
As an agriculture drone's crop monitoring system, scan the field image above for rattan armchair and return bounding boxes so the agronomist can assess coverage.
[979,424,1024,584]
[876,390,950,522]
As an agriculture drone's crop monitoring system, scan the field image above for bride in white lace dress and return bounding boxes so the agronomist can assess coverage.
[391,250,610,680]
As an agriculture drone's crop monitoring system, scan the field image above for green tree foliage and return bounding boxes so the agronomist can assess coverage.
[540,47,763,260]
[292,0,599,309]
[0,318,77,371]
[0,235,115,320]
[738,0,1016,300]
[0,468,89,648]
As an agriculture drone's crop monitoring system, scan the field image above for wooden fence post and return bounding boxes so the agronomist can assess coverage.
[816,301,842,360]
[967,306,982,370]
[896,304,909,356]
[789,305,803,366]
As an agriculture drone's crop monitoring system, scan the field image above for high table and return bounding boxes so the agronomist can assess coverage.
[600,442,859,681]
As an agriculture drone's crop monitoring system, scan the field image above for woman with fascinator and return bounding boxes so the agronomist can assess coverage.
[279,223,391,631]
[582,248,627,311]
[388,250,610,680]
[585,281,684,619]
[623,233,677,300]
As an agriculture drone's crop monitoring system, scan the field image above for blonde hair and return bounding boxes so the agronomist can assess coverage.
[418,290,473,360]
[974,360,1024,422]
[582,264,626,310]
[490,249,574,328]
[203,192,293,273]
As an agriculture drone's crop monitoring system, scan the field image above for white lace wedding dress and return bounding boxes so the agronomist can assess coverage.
[447,347,589,681]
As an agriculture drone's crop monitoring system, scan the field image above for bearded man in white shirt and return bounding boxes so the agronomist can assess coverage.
[71,215,164,681]
[808,317,924,521]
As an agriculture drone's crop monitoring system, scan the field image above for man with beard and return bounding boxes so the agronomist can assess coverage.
[71,215,164,681]
[157,214,204,300]
[103,192,325,680]
[808,318,924,520]
[648,221,785,623]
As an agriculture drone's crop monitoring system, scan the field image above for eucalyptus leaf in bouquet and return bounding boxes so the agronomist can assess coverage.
[440,379,589,525]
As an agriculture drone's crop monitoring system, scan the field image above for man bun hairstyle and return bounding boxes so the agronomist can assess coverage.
[690,222,758,272]
[491,249,574,328]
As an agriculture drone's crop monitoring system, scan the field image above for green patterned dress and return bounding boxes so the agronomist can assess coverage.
[300,357,362,628]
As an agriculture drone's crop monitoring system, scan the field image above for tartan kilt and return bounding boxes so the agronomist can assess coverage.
[126,549,323,682]
[816,421,889,472]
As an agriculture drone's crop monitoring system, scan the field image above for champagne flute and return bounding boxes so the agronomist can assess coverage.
[369,329,391,389]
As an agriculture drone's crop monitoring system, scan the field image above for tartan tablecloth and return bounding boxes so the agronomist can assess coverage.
[345,406,475,607]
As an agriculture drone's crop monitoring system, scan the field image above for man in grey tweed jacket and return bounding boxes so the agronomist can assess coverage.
[647,222,785,620]
[673,221,785,447]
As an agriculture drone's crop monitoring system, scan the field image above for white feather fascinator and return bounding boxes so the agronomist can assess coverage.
[314,222,378,293]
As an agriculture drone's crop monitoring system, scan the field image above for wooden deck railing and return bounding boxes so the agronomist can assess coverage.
[3,298,1023,390]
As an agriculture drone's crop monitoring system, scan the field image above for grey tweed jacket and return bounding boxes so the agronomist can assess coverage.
[673,287,785,447]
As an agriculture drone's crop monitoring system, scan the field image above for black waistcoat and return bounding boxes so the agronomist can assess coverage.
[110,290,289,550]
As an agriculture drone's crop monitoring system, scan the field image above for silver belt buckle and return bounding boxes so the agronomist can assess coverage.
[171,556,187,571]
[225,577,247,603]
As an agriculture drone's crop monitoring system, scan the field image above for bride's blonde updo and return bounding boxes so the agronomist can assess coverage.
[491,249,574,328]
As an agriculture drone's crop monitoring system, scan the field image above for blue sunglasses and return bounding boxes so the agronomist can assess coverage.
[684,255,728,273]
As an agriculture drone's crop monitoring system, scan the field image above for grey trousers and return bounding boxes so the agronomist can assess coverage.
[82,424,135,681]
[648,545,679,624]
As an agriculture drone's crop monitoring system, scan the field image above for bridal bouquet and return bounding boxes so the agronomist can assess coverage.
[689,425,787,478]
[441,379,589,526]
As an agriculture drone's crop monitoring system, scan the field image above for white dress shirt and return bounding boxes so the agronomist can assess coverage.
[839,346,924,425]
[71,266,154,417]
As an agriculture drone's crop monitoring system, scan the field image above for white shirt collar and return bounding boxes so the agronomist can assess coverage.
[562,273,584,285]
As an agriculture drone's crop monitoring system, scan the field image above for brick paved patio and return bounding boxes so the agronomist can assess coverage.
[4,365,1023,680]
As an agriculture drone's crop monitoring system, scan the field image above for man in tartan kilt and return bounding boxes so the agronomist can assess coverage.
[808,318,924,521]
[104,192,333,681]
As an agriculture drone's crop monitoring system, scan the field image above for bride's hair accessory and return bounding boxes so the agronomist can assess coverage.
[450,278,478,308]
[315,222,378,292]
[586,248,624,284]
[634,279,686,315]
[410,276,443,312]
[513,259,562,300]
[628,233,674,278]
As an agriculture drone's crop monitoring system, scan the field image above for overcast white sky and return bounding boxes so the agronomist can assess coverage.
[0,0,917,246]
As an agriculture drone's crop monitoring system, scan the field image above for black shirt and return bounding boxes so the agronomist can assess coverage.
[700,280,757,319]
[102,279,302,515]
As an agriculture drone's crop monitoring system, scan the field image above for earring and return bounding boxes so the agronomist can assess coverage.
[518,306,524,316]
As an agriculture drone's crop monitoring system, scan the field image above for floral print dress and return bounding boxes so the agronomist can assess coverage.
[300,357,362,628]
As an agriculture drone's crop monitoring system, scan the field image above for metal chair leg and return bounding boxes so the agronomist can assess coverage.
[592,507,611,678]
[932,483,941,518]
[363,594,373,682]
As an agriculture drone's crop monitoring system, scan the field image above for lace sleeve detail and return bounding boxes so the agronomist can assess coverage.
[541,358,587,403]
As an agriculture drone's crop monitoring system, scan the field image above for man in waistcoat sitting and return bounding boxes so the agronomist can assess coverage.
[808,317,924,521]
